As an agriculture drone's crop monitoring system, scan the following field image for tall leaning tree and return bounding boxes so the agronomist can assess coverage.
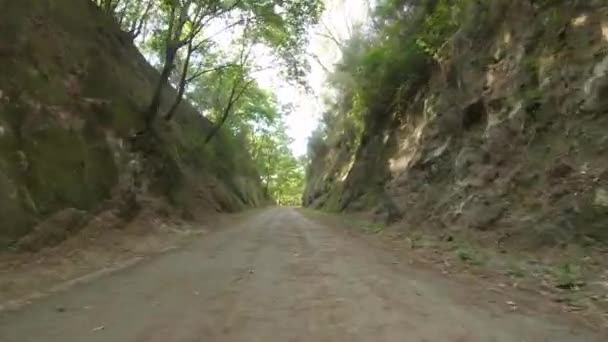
[143,0,323,130]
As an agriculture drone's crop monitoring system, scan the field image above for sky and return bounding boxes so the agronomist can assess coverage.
[255,0,370,157]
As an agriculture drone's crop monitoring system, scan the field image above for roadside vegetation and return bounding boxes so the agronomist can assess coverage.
[307,0,468,163]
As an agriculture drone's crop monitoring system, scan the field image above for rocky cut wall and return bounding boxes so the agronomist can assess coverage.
[304,0,608,248]
[0,0,267,246]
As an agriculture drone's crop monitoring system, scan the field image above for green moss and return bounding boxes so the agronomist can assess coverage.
[321,184,345,212]
[522,56,540,85]
[524,87,543,102]
[23,121,117,216]
[0,168,31,240]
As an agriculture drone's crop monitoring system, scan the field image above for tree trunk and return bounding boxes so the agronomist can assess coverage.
[164,41,194,121]
[145,46,177,129]
[129,0,154,40]
[204,79,253,143]
[204,84,238,144]
[204,114,228,144]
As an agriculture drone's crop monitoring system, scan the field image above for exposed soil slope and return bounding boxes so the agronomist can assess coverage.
[304,1,608,259]
[0,0,266,247]
[303,0,608,323]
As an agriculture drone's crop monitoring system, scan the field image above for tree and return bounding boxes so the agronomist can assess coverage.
[203,76,255,144]
[144,0,235,128]
[140,0,322,129]
[249,119,304,205]
[305,0,467,179]
[188,69,304,204]
[96,0,120,13]
[182,48,257,143]
[93,0,323,128]
[163,17,251,122]
[91,0,316,204]
[116,0,156,41]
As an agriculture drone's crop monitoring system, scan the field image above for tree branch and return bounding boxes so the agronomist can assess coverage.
[305,51,331,74]
[186,63,237,83]
[205,78,254,144]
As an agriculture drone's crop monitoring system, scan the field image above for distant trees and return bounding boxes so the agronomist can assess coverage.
[250,120,304,205]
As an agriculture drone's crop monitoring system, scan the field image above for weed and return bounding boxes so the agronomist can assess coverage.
[546,262,584,290]
[407,232,426,249]
[363,222,385,234]
[0,239,17,252]
[455,244,484,266]
[505,261,527,278]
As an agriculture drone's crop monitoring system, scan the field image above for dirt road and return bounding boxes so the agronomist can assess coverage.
[0,208,601,341]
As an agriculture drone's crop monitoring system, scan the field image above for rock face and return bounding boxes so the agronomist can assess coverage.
[304,1,608,247]
[0,0,266,246]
